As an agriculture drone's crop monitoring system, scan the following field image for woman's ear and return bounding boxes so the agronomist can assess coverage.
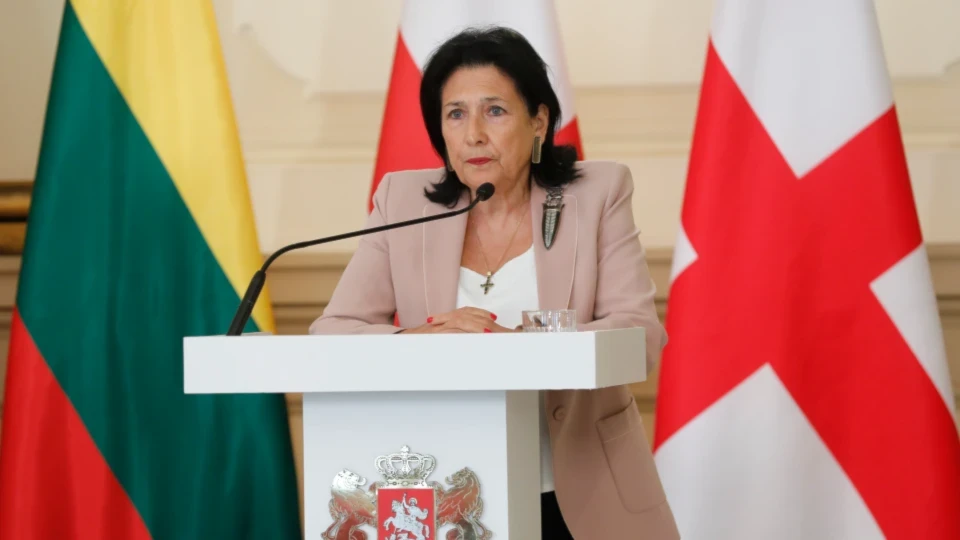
[533,104,549,137]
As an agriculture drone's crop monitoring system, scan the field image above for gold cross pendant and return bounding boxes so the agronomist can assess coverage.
[481,272,494,295]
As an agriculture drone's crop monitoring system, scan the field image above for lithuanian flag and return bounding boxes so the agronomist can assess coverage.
[0,2,302,538]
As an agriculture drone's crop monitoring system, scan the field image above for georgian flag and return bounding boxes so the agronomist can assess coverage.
[652,1,960,539]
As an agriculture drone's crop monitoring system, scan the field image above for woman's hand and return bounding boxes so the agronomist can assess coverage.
[398,307,518,334]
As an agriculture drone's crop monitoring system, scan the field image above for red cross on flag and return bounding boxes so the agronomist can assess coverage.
[653,1,960,538]
[368,0,583,210]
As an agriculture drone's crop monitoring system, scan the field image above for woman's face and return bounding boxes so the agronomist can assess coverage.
[440,65,548,195]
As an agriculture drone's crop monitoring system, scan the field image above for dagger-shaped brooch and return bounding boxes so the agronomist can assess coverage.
[542,187,564,250]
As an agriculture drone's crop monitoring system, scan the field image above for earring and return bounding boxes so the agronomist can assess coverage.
[531,136,542,164]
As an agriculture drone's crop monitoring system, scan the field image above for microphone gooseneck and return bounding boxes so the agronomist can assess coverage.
[225,182,496,335]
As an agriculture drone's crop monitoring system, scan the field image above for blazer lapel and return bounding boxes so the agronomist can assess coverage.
[421,194,468,316]
[531,184,578,310]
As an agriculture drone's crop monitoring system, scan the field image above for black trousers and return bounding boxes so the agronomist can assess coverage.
[541,491,574,539]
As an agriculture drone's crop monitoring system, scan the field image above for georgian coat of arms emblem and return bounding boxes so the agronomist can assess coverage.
[322,445,492,540]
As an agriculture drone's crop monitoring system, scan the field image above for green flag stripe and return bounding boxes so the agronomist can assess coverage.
[17,4,301,538]
[70,0,277,332]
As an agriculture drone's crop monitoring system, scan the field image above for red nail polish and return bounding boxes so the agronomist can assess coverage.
[490,314,497,321]
[483,328,492,333]
[427,317,433,323]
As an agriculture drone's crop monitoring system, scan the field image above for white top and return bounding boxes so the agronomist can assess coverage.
[455,246,556,493]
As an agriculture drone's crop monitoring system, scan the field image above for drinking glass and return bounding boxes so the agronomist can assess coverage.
[521,309,577,332]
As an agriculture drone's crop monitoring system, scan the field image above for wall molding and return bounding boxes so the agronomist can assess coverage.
[2,242,954,324]
[241,77,960,164]
[0,242,956,330]
[263,242,960,312]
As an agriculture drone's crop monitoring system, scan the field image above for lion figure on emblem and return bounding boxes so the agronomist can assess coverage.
[433,468,491,540]
[322,469,377,540]
[384,493,430,540]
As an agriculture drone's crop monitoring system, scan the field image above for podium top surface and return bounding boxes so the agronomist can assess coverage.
[184,328,646,394]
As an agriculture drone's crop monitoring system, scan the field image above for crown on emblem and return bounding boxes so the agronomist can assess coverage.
[374,445,436,487]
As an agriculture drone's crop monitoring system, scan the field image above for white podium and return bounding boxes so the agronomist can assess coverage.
[184,328,646,539]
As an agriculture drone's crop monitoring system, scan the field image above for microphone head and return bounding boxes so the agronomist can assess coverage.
[476,183,495,201]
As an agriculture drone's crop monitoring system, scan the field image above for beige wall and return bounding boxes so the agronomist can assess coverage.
[2,0,959,253]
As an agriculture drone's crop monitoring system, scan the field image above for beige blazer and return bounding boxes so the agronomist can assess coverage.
[309,160,680,539]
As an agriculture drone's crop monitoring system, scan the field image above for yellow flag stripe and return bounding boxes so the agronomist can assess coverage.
[71,0,274,333]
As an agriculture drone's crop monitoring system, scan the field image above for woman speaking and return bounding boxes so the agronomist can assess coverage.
[309,26,679,540]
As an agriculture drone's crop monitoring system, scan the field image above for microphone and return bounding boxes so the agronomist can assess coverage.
[225,182,496,335]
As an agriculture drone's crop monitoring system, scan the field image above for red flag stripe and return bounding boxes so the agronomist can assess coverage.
[0,309,153,540]
[368,33,443,211]
[554,117,584,160]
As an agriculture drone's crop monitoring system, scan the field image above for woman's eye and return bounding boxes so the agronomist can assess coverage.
[448,109,463,119]
[489,106,505,115]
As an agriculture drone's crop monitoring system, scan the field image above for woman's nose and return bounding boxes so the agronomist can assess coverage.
[466,115,487,145]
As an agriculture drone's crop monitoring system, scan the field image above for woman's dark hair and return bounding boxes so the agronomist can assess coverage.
[419,26,582,207]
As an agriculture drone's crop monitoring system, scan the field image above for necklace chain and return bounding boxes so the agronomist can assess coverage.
[473,204,529,294]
